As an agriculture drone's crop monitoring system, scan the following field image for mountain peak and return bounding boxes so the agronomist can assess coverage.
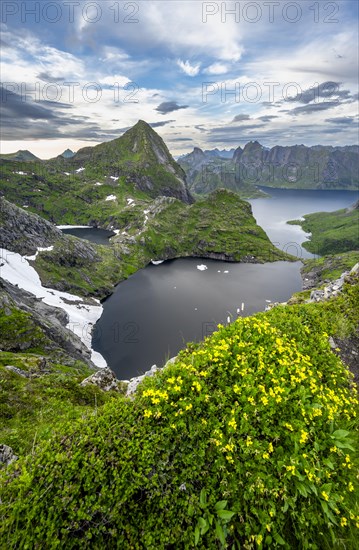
[0,149,40,162]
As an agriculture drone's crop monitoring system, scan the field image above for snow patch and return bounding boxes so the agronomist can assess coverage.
[110,176,119,181]
[22,205,29,208]
[75,167,85,173]
[94,182,103,186]
[151,259,164,265]
[64,172,71,176]
[14,171,27,175]
[57,225,92,229]
[105,195,117,202]
[197,264,208,271]
[127,198,135,205]
[0,248,106,369]
[25,246,54,261]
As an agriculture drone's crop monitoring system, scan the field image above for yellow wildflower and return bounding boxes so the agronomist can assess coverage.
[299,430,309,444]
[228,418,237,430]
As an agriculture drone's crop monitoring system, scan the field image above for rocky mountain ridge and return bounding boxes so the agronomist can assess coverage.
[179,142,359,193]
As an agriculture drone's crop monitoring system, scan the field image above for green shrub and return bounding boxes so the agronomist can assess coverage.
[1,303,358,549]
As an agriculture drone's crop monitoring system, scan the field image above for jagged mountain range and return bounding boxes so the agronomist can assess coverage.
[178,142,359,194]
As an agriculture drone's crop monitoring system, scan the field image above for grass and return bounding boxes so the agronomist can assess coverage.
[0,358,121,457]
[301,251,359,281]
[288,205,359,255]
[0,272,358,549]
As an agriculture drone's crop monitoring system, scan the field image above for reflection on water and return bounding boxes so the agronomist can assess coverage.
[249,187,358,259]
[93,259,302,379]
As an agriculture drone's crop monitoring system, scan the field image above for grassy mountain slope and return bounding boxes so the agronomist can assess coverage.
[301,251,359,288]
[1,272,358,549]
[0,150,40,162]
[0,121,192,226]
[1,192,292,300]
[289,201,359,255]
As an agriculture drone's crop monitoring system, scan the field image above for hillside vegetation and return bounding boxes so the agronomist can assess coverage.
[1,273,358,549]
[289,201,359,255]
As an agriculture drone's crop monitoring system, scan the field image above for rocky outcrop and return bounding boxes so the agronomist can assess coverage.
[309,263,359,302]
[0,197,63,255]
[124,357,177,396]
[0,444,18,466]
[233,142,358,189]
[80,367,119,391]
[5,365,30,378]
[0,278,97,368]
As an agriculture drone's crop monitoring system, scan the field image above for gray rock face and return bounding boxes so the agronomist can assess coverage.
[233,142,358,189]
[309,272,347,302]
[0,444,18,466]
[0,197,63,255]
[81,367,119,391]
[125,356,177,396]
[5,365,30,378]
[0,278,96,368]
[125,365,159,396]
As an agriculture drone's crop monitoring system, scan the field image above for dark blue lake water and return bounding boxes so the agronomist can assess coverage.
[66,188,358,379]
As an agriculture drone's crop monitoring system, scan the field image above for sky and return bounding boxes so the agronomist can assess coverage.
[0,0,358,158]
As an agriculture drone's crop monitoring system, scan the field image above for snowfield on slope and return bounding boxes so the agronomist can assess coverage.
[0,248,107,368]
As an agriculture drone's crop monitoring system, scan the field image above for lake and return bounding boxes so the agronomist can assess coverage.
[66,187,358,379]
[60,226,115,245]
[249,187,359,259]
[92,259,303,379]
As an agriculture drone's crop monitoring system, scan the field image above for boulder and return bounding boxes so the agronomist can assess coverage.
[125,357,177,396]
[80,367,119,392]
[5,365,30,378]
[0,444,18,466]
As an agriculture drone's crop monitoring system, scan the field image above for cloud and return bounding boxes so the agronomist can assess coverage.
[155,101,189,114]
[37,72,66,83]
[75,1,244,61]
[0,86,110,141]
[290,101,342,115]
[149,120,176,128]
[177,59,201,77]
[0,86,70,122]
[285,81,352,104]
[258,115,279,122]
[232,114,251,123]
[204,63,229,75]
[325,116,355,125]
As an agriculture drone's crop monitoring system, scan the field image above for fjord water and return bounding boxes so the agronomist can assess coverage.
[77,187,358,379]
[61,227,115,244]
[249,187,359,259]
[92,259,303,379]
